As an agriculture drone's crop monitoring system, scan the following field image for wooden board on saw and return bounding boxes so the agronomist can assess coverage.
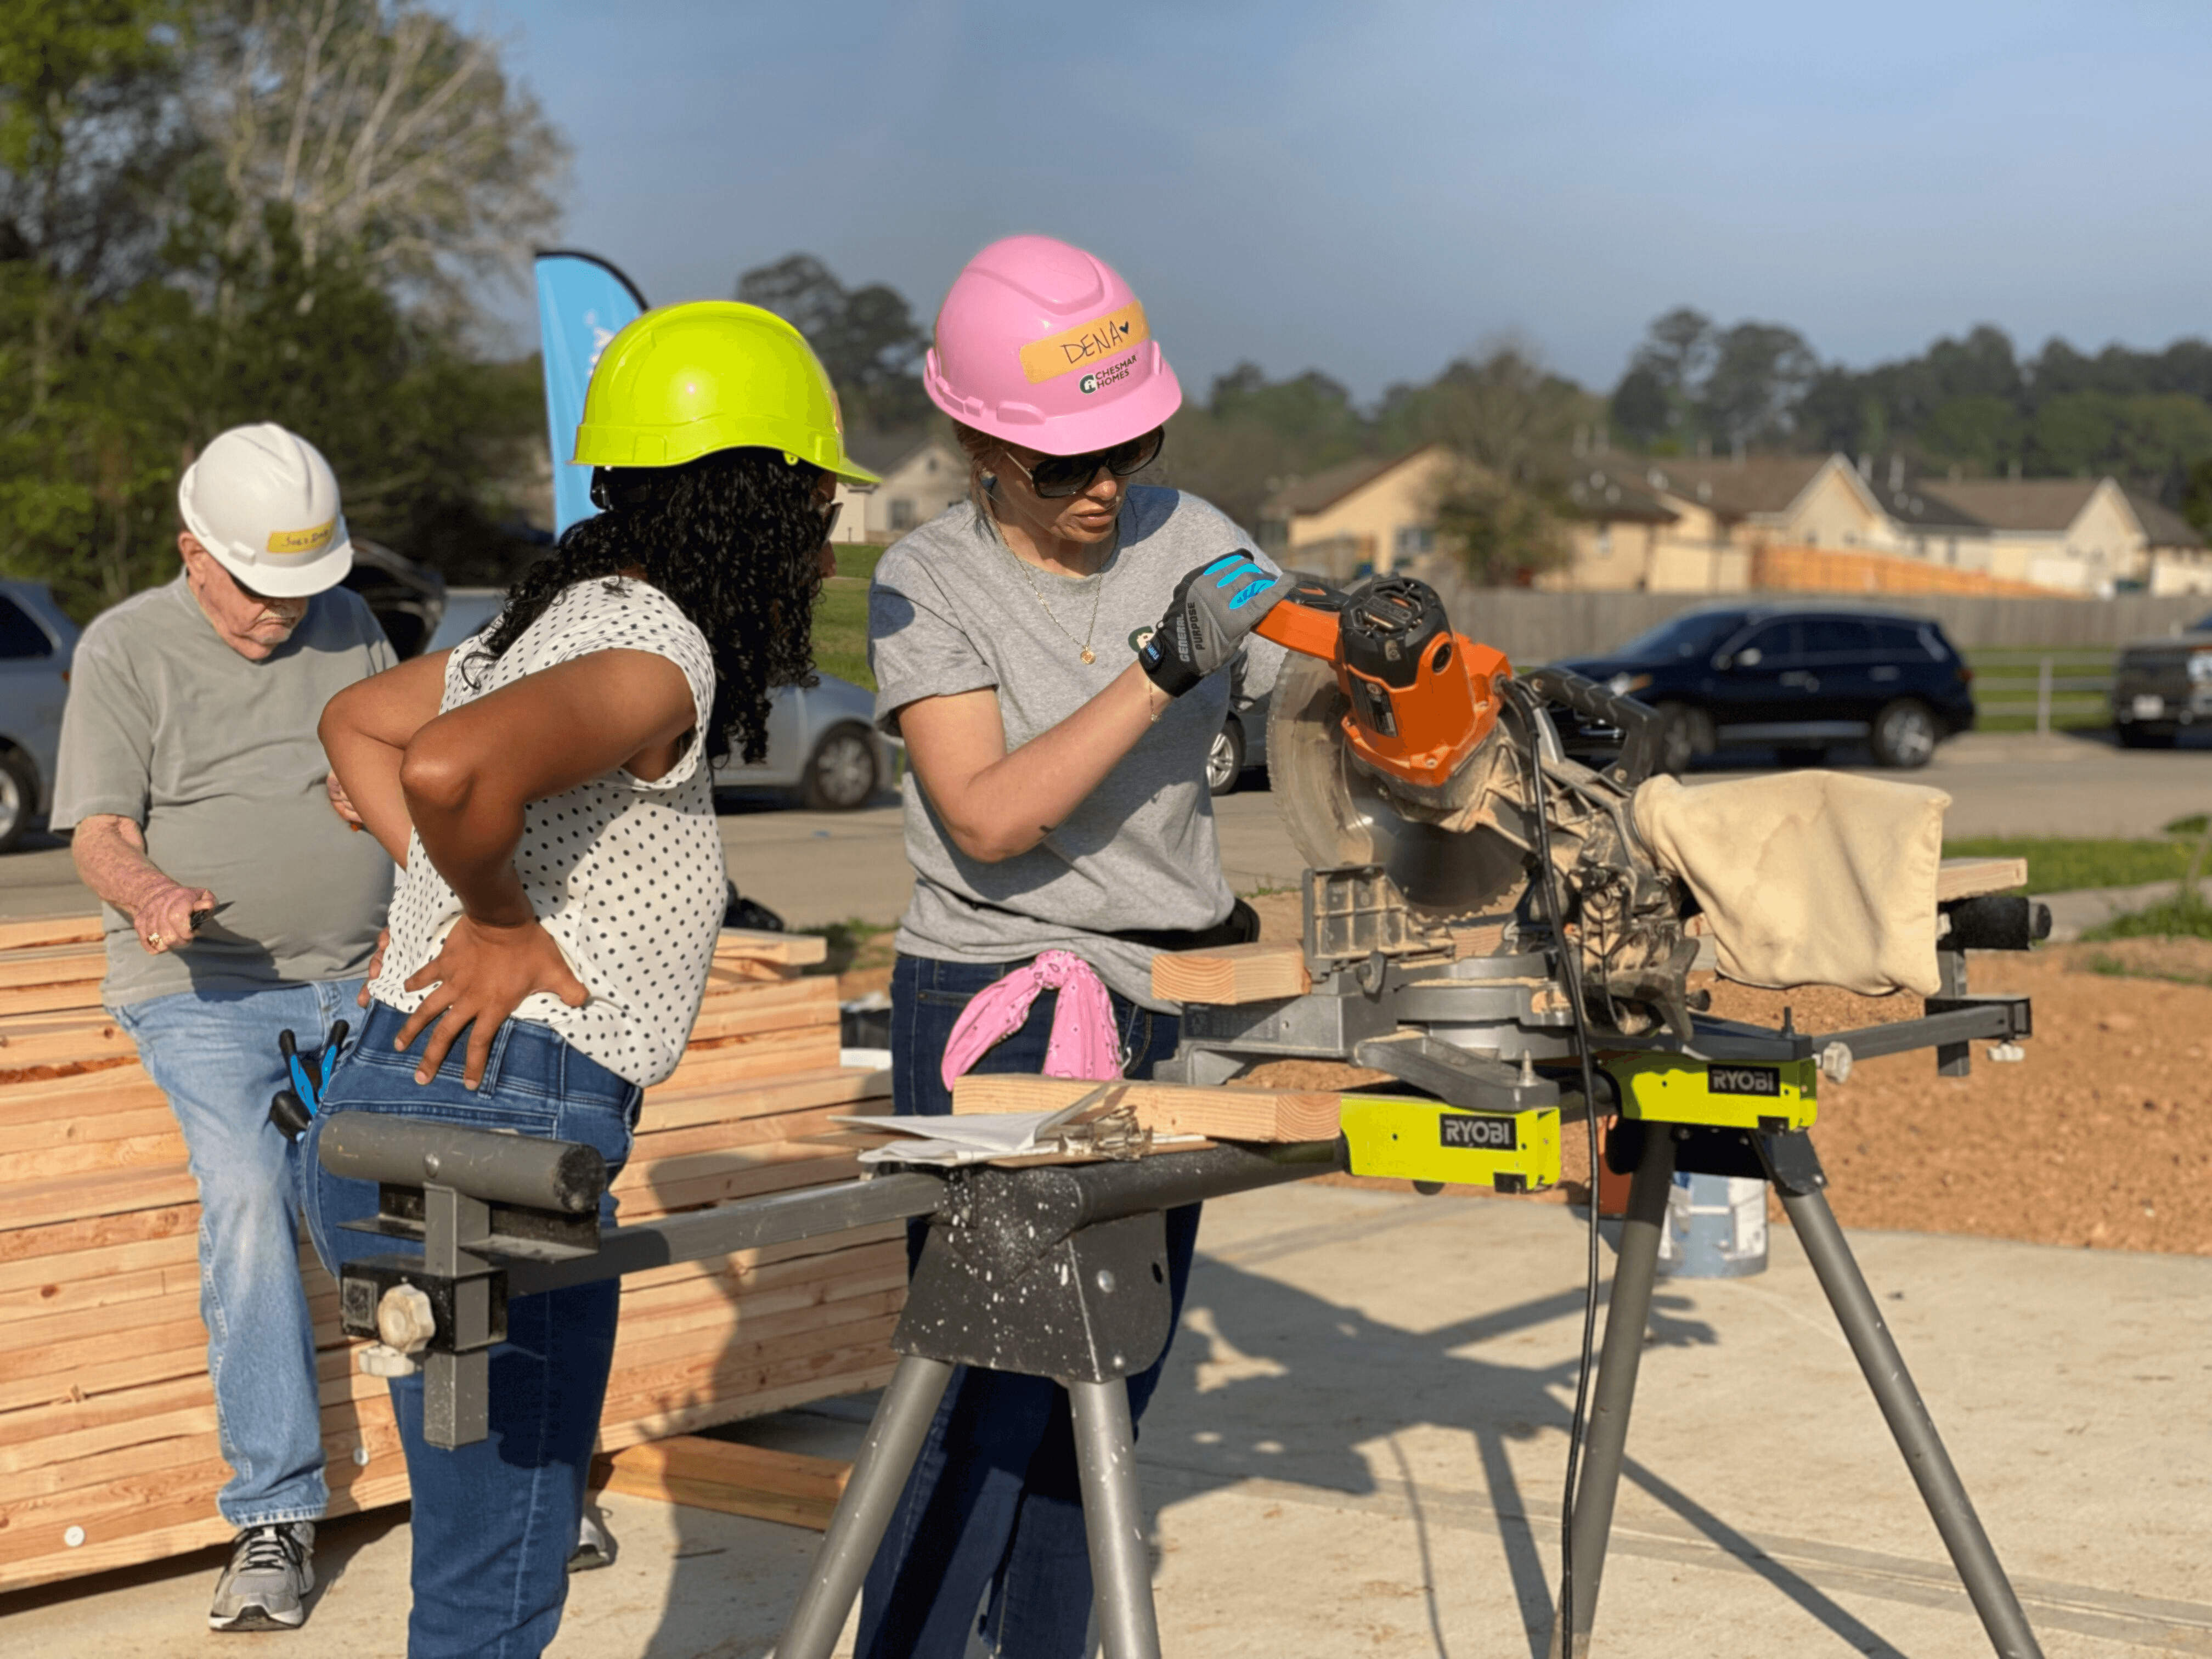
[1936,856,2030,901]
[1150,941,1310,1006]
[951,1074,1341,1143]
[0,922,901,1592]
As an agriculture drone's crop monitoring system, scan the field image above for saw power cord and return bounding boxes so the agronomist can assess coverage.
[1506,678,1607,1658]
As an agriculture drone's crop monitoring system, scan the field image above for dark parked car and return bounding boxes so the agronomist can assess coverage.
[1551,603,1976,772]
[0,581,80,853]
[2109,611,2212,748]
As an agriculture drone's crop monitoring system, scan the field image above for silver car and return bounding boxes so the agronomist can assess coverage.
[0,582,81,854]
[427,589,894,809]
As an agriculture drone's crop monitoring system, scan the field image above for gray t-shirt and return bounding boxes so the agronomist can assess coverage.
[52,574,396,1007]
[868,487,1280,1010]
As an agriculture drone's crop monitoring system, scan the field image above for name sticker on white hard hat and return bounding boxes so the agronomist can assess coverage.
[1019,302,1149,385]
[266,517,337,557]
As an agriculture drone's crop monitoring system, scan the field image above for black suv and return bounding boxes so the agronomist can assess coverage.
[1551,604,1976,772]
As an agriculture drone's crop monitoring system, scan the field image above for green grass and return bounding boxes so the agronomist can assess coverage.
[1943,836,2197,891]
[1962,645,2112,733]
[814,575,872,689]
[2081,900,2212,941]
[810,543,888,690]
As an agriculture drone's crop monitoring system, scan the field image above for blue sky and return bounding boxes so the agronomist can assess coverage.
[455,0,2212,403]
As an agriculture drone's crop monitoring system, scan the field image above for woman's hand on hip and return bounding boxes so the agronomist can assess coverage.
[395,916,588,1089]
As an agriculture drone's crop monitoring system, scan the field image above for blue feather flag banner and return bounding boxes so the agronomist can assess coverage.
[534,250,647,537]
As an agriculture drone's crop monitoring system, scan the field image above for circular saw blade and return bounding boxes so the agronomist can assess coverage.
[1266,651,1525,917]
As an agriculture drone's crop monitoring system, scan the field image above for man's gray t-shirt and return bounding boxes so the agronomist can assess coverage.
[868,487,1281,1010]
[52,574,397,1006]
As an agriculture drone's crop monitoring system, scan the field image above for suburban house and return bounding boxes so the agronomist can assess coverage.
[1256,443,1479,579]
[1905,477,2209,596]
[835,433,970,542]
[1555,452,2208,596]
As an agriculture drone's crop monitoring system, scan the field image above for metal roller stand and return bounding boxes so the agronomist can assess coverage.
[1071,1378,1167,1657]
[775,1354,956,1659]
[777,1143,1332,1659]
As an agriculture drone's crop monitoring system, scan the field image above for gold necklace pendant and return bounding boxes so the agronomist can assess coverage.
[1006,543,1104,665]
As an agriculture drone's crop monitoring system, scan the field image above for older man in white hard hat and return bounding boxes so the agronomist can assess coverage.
[52,423,394,1633]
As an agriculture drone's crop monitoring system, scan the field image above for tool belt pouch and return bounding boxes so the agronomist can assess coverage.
[1631,771,1950,996]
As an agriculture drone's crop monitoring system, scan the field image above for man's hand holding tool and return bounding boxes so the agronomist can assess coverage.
[134,884,222,955]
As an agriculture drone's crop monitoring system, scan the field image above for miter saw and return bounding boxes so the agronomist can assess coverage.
[1154,572,2050,1658]
[1152,571,2040,1197]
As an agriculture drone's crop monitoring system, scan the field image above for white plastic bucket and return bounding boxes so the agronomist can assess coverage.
[1656,1171,1769,1278]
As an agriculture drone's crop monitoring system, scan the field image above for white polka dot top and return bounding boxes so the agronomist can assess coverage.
[370,575,727,1088]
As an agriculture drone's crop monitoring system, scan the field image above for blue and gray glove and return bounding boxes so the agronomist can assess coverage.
[1139,551,1293,698]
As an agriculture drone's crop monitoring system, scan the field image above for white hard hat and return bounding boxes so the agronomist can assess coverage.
[177,424,354,597]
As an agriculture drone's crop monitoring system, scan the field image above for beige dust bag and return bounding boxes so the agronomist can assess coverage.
[1631,771,1950,996]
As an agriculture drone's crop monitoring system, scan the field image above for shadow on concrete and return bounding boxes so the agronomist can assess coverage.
[1139,1250,1907,1659]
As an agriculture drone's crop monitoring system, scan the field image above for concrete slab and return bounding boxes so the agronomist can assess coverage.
[4,1185,2204,1657]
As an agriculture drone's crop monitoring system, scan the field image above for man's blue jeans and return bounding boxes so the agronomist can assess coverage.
[857,953,1200,1659]
[112,979,360,1531]
[303,1002,640,1659]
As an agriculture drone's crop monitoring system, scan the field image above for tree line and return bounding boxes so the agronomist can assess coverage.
[1610,306,2212,511]
[1,0,560,619]
[14,3,2208,616]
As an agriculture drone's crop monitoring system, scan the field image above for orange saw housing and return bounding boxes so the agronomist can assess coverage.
[1255,576,1510,806]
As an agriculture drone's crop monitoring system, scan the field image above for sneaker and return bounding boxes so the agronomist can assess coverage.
[208,1521,315,1632]
[568,1509,613,1573]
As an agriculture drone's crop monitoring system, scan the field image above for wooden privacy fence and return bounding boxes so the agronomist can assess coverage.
[1420,573,2210,664]
[0,917,900,1592]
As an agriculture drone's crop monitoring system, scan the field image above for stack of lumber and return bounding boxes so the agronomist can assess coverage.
[0,916,901,1592]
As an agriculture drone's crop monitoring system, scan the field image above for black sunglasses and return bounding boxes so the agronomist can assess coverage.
[1007,427,1166,499]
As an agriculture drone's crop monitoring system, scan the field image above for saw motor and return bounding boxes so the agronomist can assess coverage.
[1253,573,1696,1040]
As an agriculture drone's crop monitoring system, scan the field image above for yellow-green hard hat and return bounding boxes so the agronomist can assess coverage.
[572,300,879,483]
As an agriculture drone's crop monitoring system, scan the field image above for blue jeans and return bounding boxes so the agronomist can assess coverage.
[302,1002,640,1659]
[113,979,360,1530]
[857,954,1199,1659]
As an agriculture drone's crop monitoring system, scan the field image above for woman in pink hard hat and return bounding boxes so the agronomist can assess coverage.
[857,235,1291,1657]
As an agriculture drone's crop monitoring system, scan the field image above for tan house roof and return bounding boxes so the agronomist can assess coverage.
[1620,455,1831,518]
[1915,478,2100,532]
[1262,445,1448,518]
[2123,492,2204,550]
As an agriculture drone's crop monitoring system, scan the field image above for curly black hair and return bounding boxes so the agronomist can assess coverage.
[470,447,828,766]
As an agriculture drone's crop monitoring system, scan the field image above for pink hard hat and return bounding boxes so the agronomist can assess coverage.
[924,235,1182,455]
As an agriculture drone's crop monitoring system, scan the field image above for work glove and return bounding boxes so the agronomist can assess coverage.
[1139,551,1293,698]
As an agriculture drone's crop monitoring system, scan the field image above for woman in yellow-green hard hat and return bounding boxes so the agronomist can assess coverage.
[310,302,871,1659]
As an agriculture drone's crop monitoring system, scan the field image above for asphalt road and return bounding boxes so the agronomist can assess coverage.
[4,730,2208,928]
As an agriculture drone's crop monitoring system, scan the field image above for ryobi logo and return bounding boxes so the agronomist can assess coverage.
[1439,1113,1517,1152]
[1709,1065,1782,1098]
